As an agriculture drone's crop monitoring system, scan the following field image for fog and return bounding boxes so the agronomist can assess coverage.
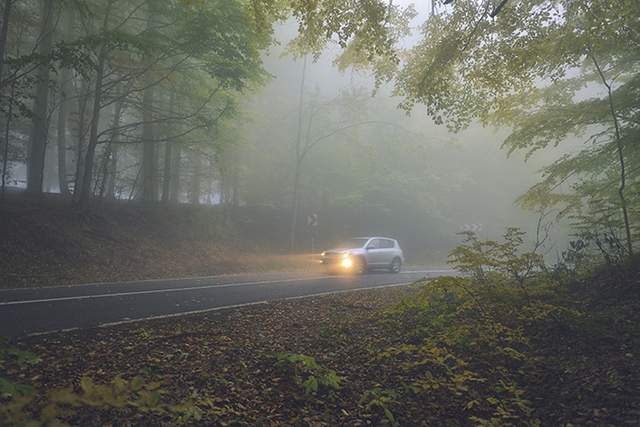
[1,0,599,266]
[233,21,571,261]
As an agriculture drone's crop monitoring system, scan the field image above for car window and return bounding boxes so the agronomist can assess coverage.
[368,239,382,249]
[380,239,395,249]
[338,238,368,249]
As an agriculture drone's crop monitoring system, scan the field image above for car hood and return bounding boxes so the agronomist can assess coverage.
[324,248,360,255]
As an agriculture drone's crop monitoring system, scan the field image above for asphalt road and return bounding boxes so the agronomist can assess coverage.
[0,267,454,338]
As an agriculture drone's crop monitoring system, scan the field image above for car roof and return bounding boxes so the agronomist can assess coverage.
[351,237,397,241]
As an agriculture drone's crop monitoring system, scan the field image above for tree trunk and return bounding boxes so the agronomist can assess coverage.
[190,151,200,205]
[141,85,156,202]
[77,54,104,208]
[161,141,172,203]
[107,144,118,199]
[100,97,122,200]
[71,78,88,203]
[140,2,158,203]
[26,0,55,196]
[593,56,634,258]
[56,7,75,198]
[0,0,15,201]
[161,83,176,203]
[105,98,124,200]
[1,84,14,203]
[76,2,112,208]
[0,0,12,85]
[290,56,307,254]
[170,143,181,202]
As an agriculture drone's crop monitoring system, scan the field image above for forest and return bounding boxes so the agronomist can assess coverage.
[1,0,639,425]
[1,0,638,260]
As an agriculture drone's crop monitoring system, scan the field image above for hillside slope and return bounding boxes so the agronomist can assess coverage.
[0,195,316,289]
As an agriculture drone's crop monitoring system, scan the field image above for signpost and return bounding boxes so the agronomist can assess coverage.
[308,214,317,253]
[460,223,483,233]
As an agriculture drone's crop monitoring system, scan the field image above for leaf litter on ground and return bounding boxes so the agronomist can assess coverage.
[3,285,423,426]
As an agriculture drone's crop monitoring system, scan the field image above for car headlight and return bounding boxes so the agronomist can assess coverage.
[321,251,326,256]
[341,258,353,268]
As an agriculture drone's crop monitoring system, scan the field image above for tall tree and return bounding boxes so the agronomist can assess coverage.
[55,6,75,198]
[76,0,113,208]
[0,0,13,87]
[68,0,268,207]
[25,0,55,196]
[391,0,640,259]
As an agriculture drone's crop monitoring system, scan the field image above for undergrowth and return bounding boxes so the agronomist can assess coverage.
[375,229,640,426]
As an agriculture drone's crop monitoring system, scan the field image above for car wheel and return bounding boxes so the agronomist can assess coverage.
[389,258,402,273]
[353,258,366,275]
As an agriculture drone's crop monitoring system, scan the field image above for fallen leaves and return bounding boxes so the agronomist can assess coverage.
[2,286,422,426]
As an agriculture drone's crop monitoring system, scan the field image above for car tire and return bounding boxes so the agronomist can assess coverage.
[354,257,367,275]
[389,258,402,273]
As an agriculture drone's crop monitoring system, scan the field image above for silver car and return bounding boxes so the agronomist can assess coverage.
[320,237,404,274]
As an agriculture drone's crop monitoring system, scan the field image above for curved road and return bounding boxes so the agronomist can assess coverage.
[0,267,454,338]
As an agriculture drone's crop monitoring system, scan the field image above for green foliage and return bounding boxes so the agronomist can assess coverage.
[450,229,544,282]
[0,375,165,427]
[378,229,581,425]
[0,339,38,399]
[55,375,164,410]
[315,315,349,348]
[2,0,273,206]
[393,0,640,262]
[358,387,400,427]
[0,338,38,368]
[272,351,343,399]
[176,0,271,90]
[1,393,71,427]
[448,228,548,306]
[0,334,250,427]
[0,370,253,427]
[0,378,36,399]
[375,229,637,424]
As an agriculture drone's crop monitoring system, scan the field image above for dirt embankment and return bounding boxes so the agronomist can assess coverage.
[0,194,316,289]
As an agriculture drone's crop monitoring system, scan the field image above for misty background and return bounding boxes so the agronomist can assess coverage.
[0,0,577,265]
[216,19,572,261]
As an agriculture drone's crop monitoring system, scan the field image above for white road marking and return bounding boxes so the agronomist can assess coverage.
[26,281,419,337]
[0,277,321,306]
[1,269,454,307]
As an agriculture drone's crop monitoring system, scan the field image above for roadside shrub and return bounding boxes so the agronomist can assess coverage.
[271,351,344,401]
[375,229,584,426]
[0,338,38,398]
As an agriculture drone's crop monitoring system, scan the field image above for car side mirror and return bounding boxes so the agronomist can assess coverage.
[366,245,375,250]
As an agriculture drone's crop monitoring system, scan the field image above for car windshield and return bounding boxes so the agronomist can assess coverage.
[337,238,369,249]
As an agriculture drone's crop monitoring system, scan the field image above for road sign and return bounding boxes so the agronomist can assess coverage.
[308,213,317,227]
[460,223,482,232]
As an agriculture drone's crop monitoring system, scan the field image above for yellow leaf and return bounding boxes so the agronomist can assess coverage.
[147,381,162,391]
